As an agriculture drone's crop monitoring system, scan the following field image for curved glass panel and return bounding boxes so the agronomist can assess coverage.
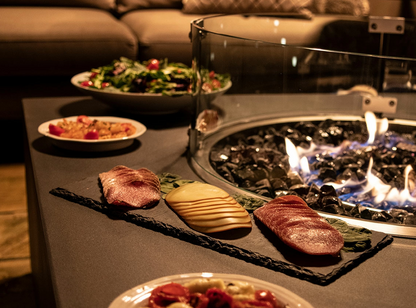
[189,14,416,237]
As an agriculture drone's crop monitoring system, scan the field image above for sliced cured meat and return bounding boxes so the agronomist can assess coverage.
[254,195,344,256]
[99,165,160,208]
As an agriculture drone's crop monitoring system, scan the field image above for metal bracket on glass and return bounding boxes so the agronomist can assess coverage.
[368,16,405,34]
[362,96,397,114]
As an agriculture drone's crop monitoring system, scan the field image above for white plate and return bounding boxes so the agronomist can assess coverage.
[38,116,146,152]
[71,72,232,115]
[108,273,313,308]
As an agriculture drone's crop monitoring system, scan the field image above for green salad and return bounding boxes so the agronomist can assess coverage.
[79,57,230,96]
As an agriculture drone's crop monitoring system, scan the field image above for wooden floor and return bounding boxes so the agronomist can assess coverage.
[0,163,37,308]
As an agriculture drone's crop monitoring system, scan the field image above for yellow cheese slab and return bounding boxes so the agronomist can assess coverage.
[189,222,252,233]
[171,199,241,212]
[166,183,230,203]
[181,210,251,220]
[168,196,235,208]
[165,182,252,233]
[175,201,242,212]
[187,215,251,227]
[177,205,246,217]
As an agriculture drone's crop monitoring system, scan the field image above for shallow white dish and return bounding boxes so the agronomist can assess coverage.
[38,116,146,152]
[108,272,313,308]
[71,72,232,115]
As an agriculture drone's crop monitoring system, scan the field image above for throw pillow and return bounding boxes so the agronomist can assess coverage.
[182,0,313,14]
[0,0,116,11]
[117,0,183,14]
[311,0,370,16]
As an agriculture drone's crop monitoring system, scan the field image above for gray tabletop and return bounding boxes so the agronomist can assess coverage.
[23,96,416,308]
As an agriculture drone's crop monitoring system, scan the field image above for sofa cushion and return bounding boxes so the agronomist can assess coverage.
[117,0,182,14]
[0,0,116,11]
[0,7,138,76]
[120,9,201,65]
[311,0,370,16]
[182,0,313,14]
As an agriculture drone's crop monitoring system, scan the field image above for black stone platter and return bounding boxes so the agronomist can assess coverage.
[50,173,393,286]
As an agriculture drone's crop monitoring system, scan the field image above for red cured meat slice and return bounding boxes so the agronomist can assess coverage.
[99,165,160,208]
[254,195,344,256]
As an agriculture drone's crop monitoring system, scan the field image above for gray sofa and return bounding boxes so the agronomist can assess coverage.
[0,0,406,121]
[0,0,406,162]
[0,1,204,121]
[1,0,389,122]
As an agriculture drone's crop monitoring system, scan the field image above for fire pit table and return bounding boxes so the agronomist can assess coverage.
[189,14,416,238]
[24,96,416,308]
[22,14,416,308]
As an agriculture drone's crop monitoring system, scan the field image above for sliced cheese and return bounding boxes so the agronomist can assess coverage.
[187,215,251,226]
[177,206,246,217]
[172,200,242,212]
[182,211,251,220]
[189,222,253,233]
[166,183,230,203]
[168,196,235,208]
[165,182,252,233]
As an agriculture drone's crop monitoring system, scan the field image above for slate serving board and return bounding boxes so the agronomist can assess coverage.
[50,174,393,286]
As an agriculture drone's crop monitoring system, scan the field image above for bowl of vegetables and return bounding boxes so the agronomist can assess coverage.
[71,58,231,115]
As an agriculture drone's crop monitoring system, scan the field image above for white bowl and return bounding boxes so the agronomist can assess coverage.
[71,72,232,115]
[38,116,146,152]
[108,273,313,308]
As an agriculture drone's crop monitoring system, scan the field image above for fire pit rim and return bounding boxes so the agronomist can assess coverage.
[190,113,416,239]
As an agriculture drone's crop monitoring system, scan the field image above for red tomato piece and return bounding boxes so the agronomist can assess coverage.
[77,115,92,126]
[209,71,216,79]
[90,72,98,79]
[147,59,160,70]
[84,130,99,140]
[48,123,65,136]
[254,290,284,308]
[149,282,191,308]
[205,288,233,308]
[101,82,110,89]
[190,293,209,308]
[211,79,221,89]
[80,80,93,87]
[121,123,133,132]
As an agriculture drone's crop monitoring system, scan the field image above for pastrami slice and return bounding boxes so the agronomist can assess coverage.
[99,165,160,208]
[254,195,344,256]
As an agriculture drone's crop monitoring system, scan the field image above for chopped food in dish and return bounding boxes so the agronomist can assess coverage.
[48,115,136,140]
[146,278,287,308]
[79,57,231,96]
[99,166,160,208]
[254,195,344,256]
[165,183,252,233]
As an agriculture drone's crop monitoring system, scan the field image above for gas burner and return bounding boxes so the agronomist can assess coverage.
[190,113,416,238]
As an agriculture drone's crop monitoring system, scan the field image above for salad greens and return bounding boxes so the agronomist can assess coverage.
[158,173,198,198]
[325,218,372,252]
[79,57,230,96]
[233,193,266,211]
